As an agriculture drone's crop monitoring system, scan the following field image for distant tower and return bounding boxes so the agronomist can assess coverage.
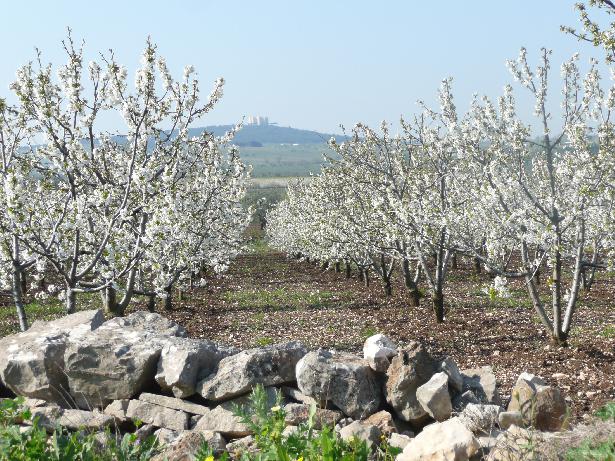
[246,116,269,126]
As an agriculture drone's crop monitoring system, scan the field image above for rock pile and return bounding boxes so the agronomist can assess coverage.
[0,310,573,460]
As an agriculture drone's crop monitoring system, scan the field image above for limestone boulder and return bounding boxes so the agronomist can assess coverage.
[0,310,103,405]
[138,392,210,416]
[457,403,501,434]
[363,334,397,372]
[197,341,307,402]
[461,366,501,406]
[283,403,342,429]
[64,312,187,408]
[363,410,397,436]
[338,421,382,447]
[193,405,251,438]
[155,337,238,398]
[125,399,189,431]
[398,418,480,461]
[296,349,381,419]
[508,373,568,431]
[152,430,227,461]
[416,371,452,422]
[440,357,463,394]
[384,341,436,423]
[389,432,413,450]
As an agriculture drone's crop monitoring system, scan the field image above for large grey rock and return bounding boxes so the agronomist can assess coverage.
[57,409,116,431]
[461,366,501,406]
[104,399,130,422]
[363,334,397,372]
[125,399,189,431]
[139,392,211,416]
[296,349,381,419]
[155,338,237,398]
[338,421,382,447]
[101,311,187,337]
[152,430,227,460]
[64,313,185,408]
[440,357,463,393]
[458,403,501,434]
[193,405,251,437]
[384,341,436,423]
[197,341,307,402]
[508,373,568,431]
[398,418,480,461]
[283,403,342,429]
[0,310,103,405]
[416,372,452,422]
[389,432,413,450]
[281,386,319,406]
[497,411,522,430]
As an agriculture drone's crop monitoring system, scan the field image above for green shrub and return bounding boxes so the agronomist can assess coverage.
[565,439,615,460]
[595,402,615,422]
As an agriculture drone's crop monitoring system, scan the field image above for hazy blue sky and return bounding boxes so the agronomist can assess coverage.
[0,1,607,133]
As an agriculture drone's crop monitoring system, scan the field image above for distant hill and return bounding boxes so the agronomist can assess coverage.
[189,124,347,145]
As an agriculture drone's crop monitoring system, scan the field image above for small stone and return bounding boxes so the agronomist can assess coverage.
[457,404,501,434]
[389,432,413,450]
[338,421,381,447]
[363,410,397,436]
[139,392,210,415]
[193,405,251,438]
[497,411,523,430]
[283,403,342,429]
[126,400,189,432]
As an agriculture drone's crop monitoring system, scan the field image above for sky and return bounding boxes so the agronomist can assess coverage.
[0,1,609,134]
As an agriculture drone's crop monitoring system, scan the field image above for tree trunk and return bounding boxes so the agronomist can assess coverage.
[473,257,481,274]
[65,286,77,314]
[11,237,28,331]
[345,261,351,278]
[451,252,458,270]
[432,290,444,323]
[164,284,174,311]
[147,294,156,313]
[102,286,122,317]
[358,268,364,282]
[364,269,370,287]
[334,262,341,273]
[402,258,420,307]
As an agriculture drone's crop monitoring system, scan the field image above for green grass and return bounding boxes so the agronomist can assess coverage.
[599,325,615,339]
[595,402,615,422]
[221,287,350,310]
[565,439,615,460]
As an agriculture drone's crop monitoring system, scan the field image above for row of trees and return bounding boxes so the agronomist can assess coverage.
[0,34,251,331]
[267,40,615,343]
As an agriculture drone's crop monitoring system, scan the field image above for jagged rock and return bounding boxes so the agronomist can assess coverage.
[296,349,381,419]
[226,435,256,457]
[508,373,567,431]
[364,410,397,435]
[398,418,480,461]
[458,403,501,434]
[497,411,523,430]
[134,424,157,441]
[453,390,480,412]
[461,366,501,405]
[283,403,342,429]
[57,409,116,431]
[155,338,237,398]
[101,311,187,337]
[0,310,103,405]
[197,341,307,402]
[193,405,251,437]
[104,399,130,422]
[125,399,189,431]
[190,414,202,428]
[153,428,180,445]
[487,425,543,461]
[440,357,463,393]
[152,430,227,461]
[27,406,63,431]
[338,421,381,447]
[384,341,436,423]
[139,392,210,415]
[281,386,319,406]
[64,313,185,408]
[363,334,397,372]
[389,432,413,450]
[216,386,280,413]
[416,372,452,422]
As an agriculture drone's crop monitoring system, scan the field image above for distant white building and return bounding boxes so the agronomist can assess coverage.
[246,115,269,126]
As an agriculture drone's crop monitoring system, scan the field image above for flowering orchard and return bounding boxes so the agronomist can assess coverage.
[267,47,615,344]
[0,34,251,330]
